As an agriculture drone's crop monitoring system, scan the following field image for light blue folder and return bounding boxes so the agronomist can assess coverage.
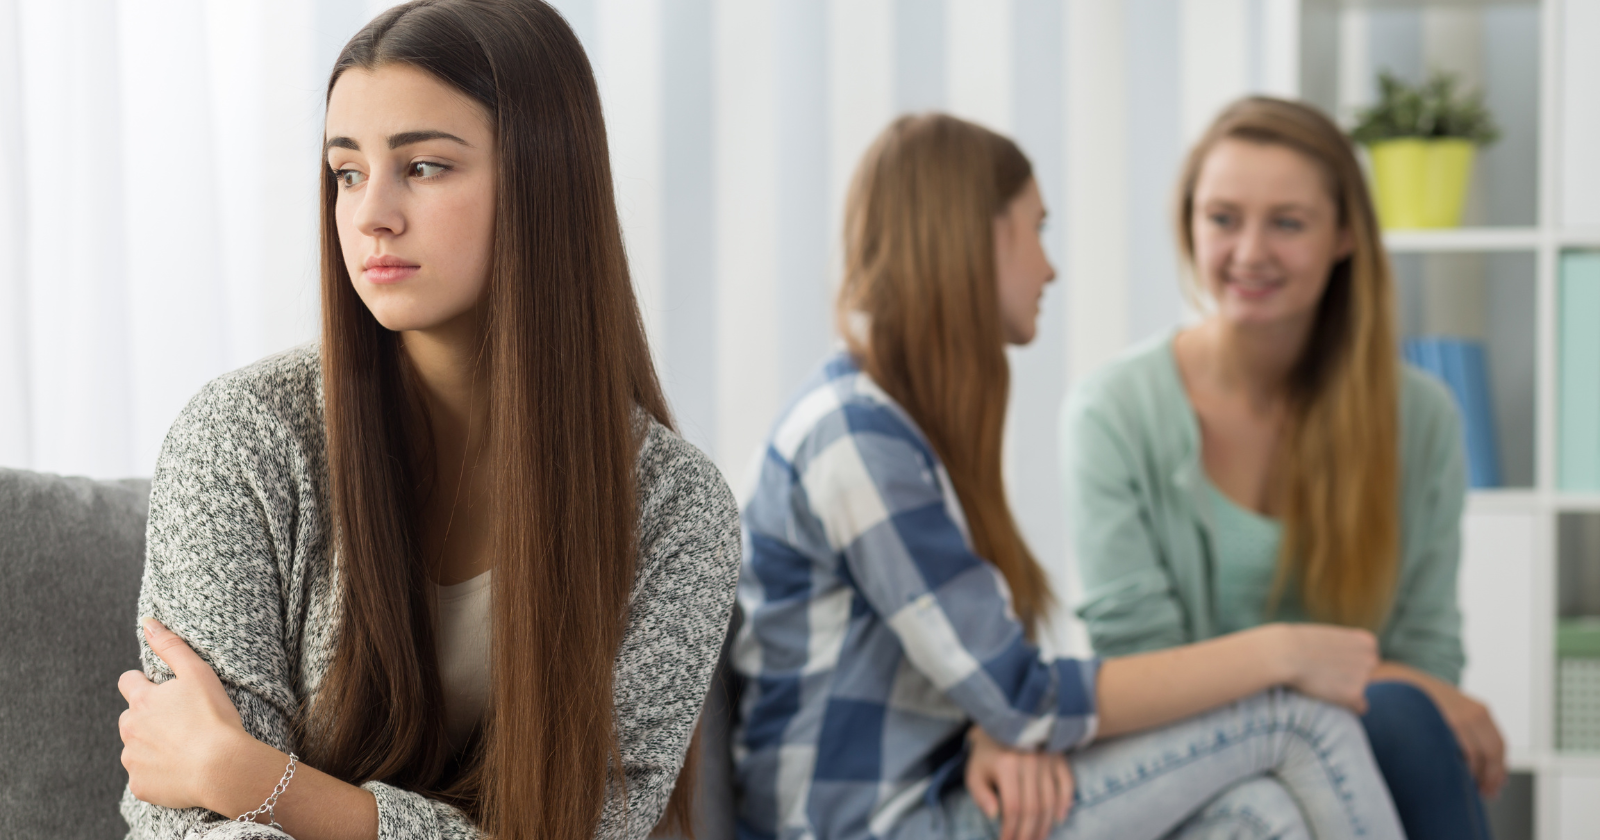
[1404,337,1501,489]
[1560,252,1600,491]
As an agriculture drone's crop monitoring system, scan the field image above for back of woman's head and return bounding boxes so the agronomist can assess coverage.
[310,3,678,839]
[837,113,1052,630]
[1176,96,1401,629]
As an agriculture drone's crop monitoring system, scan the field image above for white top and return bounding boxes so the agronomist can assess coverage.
[435,569,492,752]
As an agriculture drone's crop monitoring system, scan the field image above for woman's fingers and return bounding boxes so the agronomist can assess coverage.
[1474,706,1508,796]
[140,618,215,682]
[997,757,1019,840]
[117,669,152,703]
[968,767,1002,821]
[1482,724,1508,795]
[1441,690,1508,797]
[1053,755,1075,823]
[1464,712,1507,796]
[1033,755,1056,840]
[1015,755,1041,840]
[1018,754,1040,840]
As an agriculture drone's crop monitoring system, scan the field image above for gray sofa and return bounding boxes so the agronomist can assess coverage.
[0,467,739,840]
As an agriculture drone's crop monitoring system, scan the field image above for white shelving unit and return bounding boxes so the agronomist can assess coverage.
[1301,0,1600,836]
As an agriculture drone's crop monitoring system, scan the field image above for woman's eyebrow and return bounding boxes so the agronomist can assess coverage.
[387,130,470,149]
[323,130,471,155]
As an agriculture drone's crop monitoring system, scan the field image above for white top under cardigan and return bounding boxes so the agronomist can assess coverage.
[436,570,492,753]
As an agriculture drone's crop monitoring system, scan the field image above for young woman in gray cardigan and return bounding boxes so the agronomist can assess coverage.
[113,3,740,839]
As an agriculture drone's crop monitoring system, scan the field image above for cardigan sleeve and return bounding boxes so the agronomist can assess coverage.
[122,375,738,840]
[120,377,490,840]
[598,423,742,839]
[1382,372,1468,684]
[120,381,321,839]
[1061,383,1192,657]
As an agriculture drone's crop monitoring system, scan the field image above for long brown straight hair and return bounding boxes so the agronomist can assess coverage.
[836,113,1053,631]
[301,2,697,838]
[1175,97,1402,629]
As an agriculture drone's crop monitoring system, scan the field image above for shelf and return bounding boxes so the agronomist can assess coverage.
[1461,493,1600,513]
[1467,488,1541,513]
[1562,229,1600,250]
[1384,227,1542,253]
[1305,0,1536,9]
[1554,495,1600,513]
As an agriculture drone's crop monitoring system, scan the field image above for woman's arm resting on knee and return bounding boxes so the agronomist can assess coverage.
[1370,661,1506,796]
[1095,623,1379,738]
[119,619,379,840]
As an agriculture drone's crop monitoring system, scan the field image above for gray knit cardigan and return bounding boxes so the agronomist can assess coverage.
[120,345,742,840]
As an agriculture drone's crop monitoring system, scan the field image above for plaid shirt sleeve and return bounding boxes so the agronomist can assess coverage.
[794,398,1101,753]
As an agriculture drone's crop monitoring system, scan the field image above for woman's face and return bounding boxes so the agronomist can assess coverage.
[1190,139,1353,331]
[325,64,497,334]
[995,178,1056,345]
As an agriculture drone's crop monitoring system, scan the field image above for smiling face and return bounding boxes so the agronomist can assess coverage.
[1190,138,1353,331]
[325,64,497,334]
[994,178,1055,345]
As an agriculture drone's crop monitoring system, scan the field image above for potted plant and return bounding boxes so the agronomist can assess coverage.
[1350,70,1501,229]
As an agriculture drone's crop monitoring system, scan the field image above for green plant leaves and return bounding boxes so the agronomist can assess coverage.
[1349,69,1501,146]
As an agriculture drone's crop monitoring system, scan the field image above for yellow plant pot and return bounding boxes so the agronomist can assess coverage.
[1368,138,1476,229]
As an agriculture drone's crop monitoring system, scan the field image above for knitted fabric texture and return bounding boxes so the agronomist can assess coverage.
[120,345,741,840]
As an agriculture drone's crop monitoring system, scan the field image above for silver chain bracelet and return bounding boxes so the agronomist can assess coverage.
[235,752,298,831]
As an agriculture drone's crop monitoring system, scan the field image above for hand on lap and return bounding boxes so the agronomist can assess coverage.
[965,725,1074,840]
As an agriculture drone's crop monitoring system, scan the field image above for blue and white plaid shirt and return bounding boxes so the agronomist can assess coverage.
[732,353,1101,840]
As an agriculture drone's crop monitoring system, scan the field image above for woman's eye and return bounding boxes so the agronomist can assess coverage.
[1274,217,1305,232]
[410,161,447,179]
[1209,212,1235,228]
[335,168,366,188]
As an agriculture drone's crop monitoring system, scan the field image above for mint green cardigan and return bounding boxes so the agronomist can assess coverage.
[1060,334,1468,684]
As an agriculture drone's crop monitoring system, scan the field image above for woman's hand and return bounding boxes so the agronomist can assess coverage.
[1264,623,1379,714]
[118,618,252,812]
[1371,662,1507,797]
[965,726,1073,840]
[1430,682,1507,797]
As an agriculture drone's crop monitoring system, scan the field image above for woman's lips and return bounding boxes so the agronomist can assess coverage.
[364,265,420,284]
[1227,277,1283,301]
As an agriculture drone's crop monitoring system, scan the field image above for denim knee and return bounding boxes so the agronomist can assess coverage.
[1361,681,1457,755]
[1170,777,1310,840]
[1269,686,1365,742]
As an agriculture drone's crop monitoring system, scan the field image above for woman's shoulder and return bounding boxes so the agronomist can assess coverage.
[1062,333,1191,462]
[634,415,740,564]
[1065,333,1184,419]
[166,343,325,453]
[1398,362,1465,462]
[765,351,938,469]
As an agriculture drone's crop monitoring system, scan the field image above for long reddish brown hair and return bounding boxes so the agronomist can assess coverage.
[1175,97,1401,629]
[301,2,697,837]
[836,113,1052,630]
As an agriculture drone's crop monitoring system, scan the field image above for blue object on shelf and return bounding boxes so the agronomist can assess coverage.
[1560,253,1600,491]
[1403,337,1502,488]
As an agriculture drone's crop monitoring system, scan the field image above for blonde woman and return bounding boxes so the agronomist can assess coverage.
[732,113,1404,840]
[1064,97,1503,840]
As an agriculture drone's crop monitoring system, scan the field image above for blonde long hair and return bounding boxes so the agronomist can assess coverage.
[1176,97,1401,629]
[837,113,1052,631]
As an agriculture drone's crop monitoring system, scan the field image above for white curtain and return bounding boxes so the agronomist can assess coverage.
[0,0,397,478]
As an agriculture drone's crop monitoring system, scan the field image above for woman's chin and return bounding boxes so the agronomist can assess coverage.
[1219,302,1309,331]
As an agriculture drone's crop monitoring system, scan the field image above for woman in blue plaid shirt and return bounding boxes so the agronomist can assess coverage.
[732,114,1404,840]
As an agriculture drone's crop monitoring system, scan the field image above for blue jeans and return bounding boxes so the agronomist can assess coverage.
[938,689,1402,840]
[1361,681,1492,840]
